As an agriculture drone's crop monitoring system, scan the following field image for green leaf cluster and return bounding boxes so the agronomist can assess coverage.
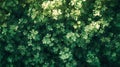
[0,0,120,67]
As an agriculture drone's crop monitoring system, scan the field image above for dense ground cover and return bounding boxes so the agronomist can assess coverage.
[0,0,120,67]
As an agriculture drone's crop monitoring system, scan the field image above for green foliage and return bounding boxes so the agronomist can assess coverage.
[0,0,120,67]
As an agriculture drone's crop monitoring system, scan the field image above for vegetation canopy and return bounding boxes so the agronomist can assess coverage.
[0,0,120,67]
